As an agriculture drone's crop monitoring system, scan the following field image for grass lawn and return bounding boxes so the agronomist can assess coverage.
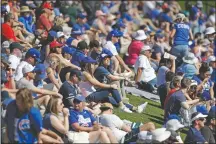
[114,94,188,141]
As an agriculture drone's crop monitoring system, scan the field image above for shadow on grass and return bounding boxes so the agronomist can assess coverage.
[148,102,163,109]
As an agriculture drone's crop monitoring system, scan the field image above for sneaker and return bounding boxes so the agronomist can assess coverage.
[137,102,148,113]
[121,106,133,113]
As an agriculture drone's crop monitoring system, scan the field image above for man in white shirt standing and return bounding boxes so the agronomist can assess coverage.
[8,42,23,70]
[134,45,157,93]
[15,48,41,81]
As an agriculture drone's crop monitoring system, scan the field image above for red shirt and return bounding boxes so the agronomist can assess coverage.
[125,40,144,66]
[36,14,53,31]
[1,23,17,41]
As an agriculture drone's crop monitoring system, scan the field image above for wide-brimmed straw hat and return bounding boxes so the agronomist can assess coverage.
[20,6,31,13]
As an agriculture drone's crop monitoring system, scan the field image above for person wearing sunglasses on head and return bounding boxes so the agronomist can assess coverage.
[184,112,208,143]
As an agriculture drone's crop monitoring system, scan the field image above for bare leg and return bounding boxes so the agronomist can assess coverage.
[139,122,155,132]
[102,127,118,143]
[89,131,110,143]
[37,95,51,106]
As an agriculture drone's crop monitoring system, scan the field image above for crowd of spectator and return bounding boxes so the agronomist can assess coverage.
[1,0,215,143]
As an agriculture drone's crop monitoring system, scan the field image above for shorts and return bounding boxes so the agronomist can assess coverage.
[123,122,142,143]
[67,131,89,143]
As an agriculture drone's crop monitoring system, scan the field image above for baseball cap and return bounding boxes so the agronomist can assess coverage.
[100,103,113,110]
[117,21,126,28]
[174,13,185,21]
[50,41,64,49]
[33,63,46,80]
[167,114,181,121]
[100,53,112,61]
[57,32,65,38]
[81,57,97,64]
[205,27,216,35]
[22,64,35,74]
[109,30,123,37]
[191,112,208,122]
[26,48,41,62]
[49,30,57,38]
[77,13,86,19]
[140,45,153,53]
[62,46,75,55]
[71,26,83,35]
[207,56,216,63]
[134,30,147,41]
[9,42,24,52]
[152,128,171,142]
[155,33,165,39]
[166,119,184,131]
[77,41,88,50]
[42,2,53,10]
[196,105,208,115]
[196,1,203,8]
[2,41,10,49]
[70,69,82,79]
[74,95,86,102]
[190,80,198,86]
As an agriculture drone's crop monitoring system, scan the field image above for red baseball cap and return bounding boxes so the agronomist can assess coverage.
[50,41,63,49]
[42,2,53,10]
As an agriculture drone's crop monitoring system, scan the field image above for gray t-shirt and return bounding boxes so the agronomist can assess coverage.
[16,78,36,90]
[200,125,215,143]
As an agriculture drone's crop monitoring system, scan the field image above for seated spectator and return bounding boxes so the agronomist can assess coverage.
[187,80,198,100]
[192,63,214,101]
[56,31,66,44]
[134,45,157,93]
[66,26,84,48]
[99,103,155,143]
[125,30,146,67]
[92,10,108,36]
[157,58,175,87]
[44,56,62,90]
[1,41,10,59]
[15,48,41,81]
[8,42,23,70]
[33,64,47,89]
[59,70,82,108]
[69,96,118,143]
[177,52,199,79]
[158,71,175,108]
[164,77,200,120]
[165,119,184,143]
[16,64,61,108]
[73,13,90,32]
[200,109,216,143]
[184,112,207,143]
[5,88,63,143]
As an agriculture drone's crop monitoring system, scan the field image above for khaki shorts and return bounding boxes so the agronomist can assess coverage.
[67,131,89,143]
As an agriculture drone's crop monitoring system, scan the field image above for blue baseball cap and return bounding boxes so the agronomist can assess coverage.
[26,48,41,62]
[63,46,76,55]
[109,30,123,37]
[49,30,57,38]
[117,21,126,28]
[71,26,83,35]
[167,114,180,121]
[77,13,87,19]
[99,53,112,61]
[33,64,46,80]
[74,95,86,102]
[81,56,97,64]
[196,105,208,115]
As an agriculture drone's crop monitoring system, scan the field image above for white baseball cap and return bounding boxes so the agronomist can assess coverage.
[140,45,152,53]
[191,112,207,122]
[2,41,10,49]
[207,56,216,63]
[152,128,171,142]
[22,64,35,74]
[166,119,184,131]
[57,32,65,38]
[190,80,198,86]
[205,27,216,35]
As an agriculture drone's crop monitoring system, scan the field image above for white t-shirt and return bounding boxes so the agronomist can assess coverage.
[14,61,33,81]
[8,55,21,70]
[100,114,127,142]
[134,55,156,82]
[103,41,118,56]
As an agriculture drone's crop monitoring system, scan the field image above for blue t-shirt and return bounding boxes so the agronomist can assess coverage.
[177,63,197,79]
[73,23,90,33]
[90,48,113,61]
[59,81,79,108]
[71,50,86,67]
[69,108,96,131]
[192,75,213,100]
[5,100,42,143]
[34,80,43,88]
[114,42,121,53]
[157,66,169,87]
[66,37,75,47]
[211,68,216,83]
[164,90,186,120]
[18,16,33,33]
[159,12,172,23]
[184,127,206,143]
[173,22,190,45]
[94,66,111,84]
